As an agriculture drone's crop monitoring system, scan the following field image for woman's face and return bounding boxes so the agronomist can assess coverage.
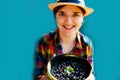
[55,5,84,36]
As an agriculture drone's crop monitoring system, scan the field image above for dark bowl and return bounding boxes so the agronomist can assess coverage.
[47,54,92,80]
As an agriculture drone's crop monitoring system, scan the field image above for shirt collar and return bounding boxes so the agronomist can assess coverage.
[53,30,83,50]
[76,32,83,49]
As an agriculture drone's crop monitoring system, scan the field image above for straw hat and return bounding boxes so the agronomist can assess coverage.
[48,0,94,17]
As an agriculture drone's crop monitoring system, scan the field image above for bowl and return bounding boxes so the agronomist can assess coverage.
[47,54,92,80]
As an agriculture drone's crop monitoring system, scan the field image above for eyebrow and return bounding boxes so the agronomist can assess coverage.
[73,12,82,14]
[57,11,82,14]
[57,11,64,13]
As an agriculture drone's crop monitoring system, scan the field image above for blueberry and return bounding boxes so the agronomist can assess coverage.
[51,59,88,79]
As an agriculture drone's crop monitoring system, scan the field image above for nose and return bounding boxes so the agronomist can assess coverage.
[65,16,73,24]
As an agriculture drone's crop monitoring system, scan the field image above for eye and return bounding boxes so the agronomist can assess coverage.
[59,12,65,16]
[73,12,81,17]
[57,11,65,17]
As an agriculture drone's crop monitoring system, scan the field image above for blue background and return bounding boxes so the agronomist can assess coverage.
[0,0,120,80]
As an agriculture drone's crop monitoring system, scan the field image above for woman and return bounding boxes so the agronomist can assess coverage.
[34,0,95,80]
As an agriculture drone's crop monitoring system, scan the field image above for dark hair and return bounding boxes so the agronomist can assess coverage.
[53,5,86,16]
[78,7,86,15]
[53,5,65,16]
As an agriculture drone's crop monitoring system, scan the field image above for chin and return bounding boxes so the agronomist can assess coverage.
[65,31,76,36]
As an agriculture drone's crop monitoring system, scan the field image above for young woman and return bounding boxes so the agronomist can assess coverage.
[34,0,95,80]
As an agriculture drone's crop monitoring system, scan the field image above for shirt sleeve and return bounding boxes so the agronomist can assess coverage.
[34,38,48,80]
[83,34,96,79]
[88,40,96,80]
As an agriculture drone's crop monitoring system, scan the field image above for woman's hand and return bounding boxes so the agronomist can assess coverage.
[85,73,95,80]
[39,73,48,80]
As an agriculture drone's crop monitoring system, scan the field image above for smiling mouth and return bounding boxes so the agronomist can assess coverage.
[63,26,74,30]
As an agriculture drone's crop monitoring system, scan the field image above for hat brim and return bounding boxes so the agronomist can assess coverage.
[48,2,94,17]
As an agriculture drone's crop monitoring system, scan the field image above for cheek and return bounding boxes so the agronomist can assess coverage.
[75,18,83,30]
[78,17,84,23]
[56,16,61,23]
[56,17,64,26]
[56,18,60,24]
[75,18,83,26]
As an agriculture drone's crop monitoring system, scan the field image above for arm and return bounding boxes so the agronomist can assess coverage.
[82,34,95,80]
[34,39,48,80]
[86,38,95,80]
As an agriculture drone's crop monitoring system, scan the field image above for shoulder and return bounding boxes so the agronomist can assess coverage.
[37,31,56,45]
[80,33,93,46]
[80,33,94,54]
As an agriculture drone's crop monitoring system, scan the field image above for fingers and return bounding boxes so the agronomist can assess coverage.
[39,74,48,80]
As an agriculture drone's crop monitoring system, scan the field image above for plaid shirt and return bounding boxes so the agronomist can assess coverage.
[34,29,94,80]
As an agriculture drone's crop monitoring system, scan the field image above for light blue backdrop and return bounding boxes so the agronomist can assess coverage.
[1,0,120,80]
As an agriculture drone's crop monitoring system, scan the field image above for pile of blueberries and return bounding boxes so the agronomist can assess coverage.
[51,59,87,80]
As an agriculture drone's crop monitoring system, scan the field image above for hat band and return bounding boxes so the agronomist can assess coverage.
[57,0,81,4]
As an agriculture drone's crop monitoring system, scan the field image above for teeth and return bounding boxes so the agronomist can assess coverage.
[63,26,74,29]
